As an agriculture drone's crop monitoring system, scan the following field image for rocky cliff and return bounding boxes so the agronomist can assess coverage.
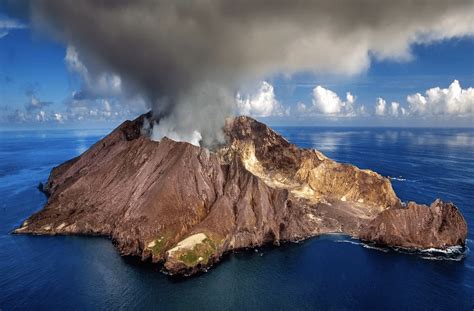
[14,113,467,275]
[360,200,467,249]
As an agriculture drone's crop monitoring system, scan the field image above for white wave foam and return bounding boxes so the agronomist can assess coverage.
[336,238,466,259]
[362,244,389,252]
[394,245,467,261]
[336,239,389,252]
[335,240,361,246]
[420,255,464,261]
[389,177,406,182]
[418,245,464,254]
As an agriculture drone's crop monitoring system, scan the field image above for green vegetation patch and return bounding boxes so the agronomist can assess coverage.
[147,235,168,256]
[178,238,217,267]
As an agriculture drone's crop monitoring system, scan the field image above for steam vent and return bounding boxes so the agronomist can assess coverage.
[15,113,467,275]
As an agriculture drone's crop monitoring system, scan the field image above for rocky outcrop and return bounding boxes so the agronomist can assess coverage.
[14,113,468,275]
[359,200,468,249]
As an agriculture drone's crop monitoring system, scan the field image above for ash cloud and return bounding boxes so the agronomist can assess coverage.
[30,0,474,145]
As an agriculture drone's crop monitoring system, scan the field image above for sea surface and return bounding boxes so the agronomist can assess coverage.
[0,127,473,310]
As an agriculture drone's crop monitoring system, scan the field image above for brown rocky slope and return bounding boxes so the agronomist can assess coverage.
[14,113,467,275]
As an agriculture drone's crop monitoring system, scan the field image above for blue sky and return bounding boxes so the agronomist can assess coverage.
[272,39,474,106]
[0,4,473,129]
[1,28,73,111]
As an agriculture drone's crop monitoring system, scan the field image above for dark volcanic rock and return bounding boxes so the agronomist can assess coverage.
[14,113,468,275]
[360,200,467,249]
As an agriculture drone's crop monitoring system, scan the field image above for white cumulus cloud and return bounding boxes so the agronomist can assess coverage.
[300,86,357,117]
[375,98,407,117]
[236,81,286,117]
[53,112,64,123]
[375,98,387,116]
[407,80,474,117]
[295,86,368,118]
[390,102,400,117]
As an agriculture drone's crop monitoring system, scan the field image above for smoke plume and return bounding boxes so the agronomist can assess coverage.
[30,0,474,146]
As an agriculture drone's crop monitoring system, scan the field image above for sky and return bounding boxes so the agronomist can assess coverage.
[0,1,473,132]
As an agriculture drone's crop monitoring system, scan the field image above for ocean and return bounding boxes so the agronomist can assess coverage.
[0,127,473,310]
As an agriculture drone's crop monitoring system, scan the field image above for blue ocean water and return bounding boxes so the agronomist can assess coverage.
[0,127,473,310]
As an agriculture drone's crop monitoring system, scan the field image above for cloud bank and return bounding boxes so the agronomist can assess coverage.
[25,1,474,140]
[293,80,473,121]
[407,80,474,117]
[1,87,143,125]
[373,80,473,119]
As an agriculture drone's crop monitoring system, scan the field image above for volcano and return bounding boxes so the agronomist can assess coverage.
[14,113,467,275]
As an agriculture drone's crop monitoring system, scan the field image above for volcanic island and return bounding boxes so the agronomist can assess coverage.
[14,113,468,275]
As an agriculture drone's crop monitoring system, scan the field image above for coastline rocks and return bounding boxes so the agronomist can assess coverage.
[14,113,468,275]
[359,200,468,249]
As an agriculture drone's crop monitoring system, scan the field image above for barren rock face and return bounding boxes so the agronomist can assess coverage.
[359,200,468,249]
[14,113,468,275]
[223,116,401,210]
